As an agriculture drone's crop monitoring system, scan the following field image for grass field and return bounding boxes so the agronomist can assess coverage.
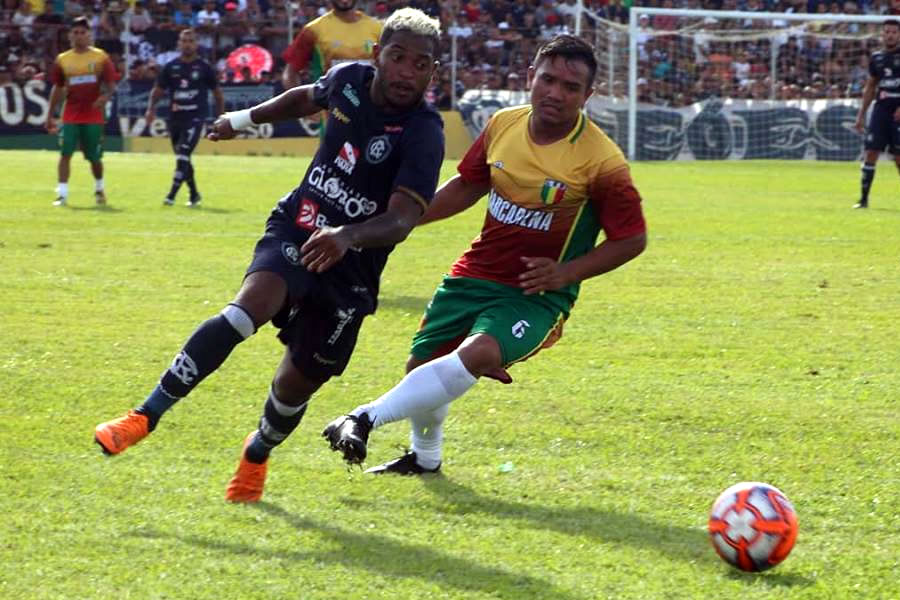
[1,150,897,599]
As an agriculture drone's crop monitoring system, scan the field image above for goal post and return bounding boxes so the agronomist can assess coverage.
[575,6,889,160]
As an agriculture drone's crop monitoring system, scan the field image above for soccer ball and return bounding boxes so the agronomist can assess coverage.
[708,481,798,572]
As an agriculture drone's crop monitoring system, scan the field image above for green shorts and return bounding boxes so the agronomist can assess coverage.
[410,276,569,367]
[59,123,104,162]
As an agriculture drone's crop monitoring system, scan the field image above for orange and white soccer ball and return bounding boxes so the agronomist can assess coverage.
[708,482,798,572]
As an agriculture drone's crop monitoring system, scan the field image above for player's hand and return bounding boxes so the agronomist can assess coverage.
[300,226,353,273]
[894,108,900,122]
[45,118,57,134]
[207,115,237,141]
[92,94,109,109]
[855,115,865,133]
[518,256,571,295]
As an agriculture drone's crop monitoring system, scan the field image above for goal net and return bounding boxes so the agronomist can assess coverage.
[582,7,888,160]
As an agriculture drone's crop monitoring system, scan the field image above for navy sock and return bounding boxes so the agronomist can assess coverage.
[158,311,251,401]
[245,389,309,464]
[136,385,179,431]
[861,162,875,202]
[167,159,188,199]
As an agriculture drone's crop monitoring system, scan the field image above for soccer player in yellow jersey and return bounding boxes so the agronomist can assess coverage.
[281,0,383,89]
[45,16,118,207]
[324,35,648,474]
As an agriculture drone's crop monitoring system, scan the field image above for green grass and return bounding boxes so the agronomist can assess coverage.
[1,151,897,599]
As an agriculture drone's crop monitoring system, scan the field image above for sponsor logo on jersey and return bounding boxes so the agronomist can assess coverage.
[492,161,504,169]
[334,141,360,174]
[69,74,98,85]
[281,242,301,265]
[308,164,377,218]
[342,83,360,107]
[313,352,338,365]
[487,189,553,231]
[365,135,391,164]
[331,107,350,124]
[327,307,357,345]
[511,319,531,339]
[295,197,321,230]
[540,179,567,205]
[191,70,200,80]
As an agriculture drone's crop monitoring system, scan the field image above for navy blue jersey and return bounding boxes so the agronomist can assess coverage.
[156,57,219,121]
[869,48,900,111]
[277,61,445,300]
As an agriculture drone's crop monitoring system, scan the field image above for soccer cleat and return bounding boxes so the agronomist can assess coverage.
[853,201,868,209]
[365,451,441,475]
[163,196,175,206]
[225,432,268,503]
[95,190,107,205]
[322,413,372,465]
[187,194,202,207]
[94,410,149,455]
[52,196,67,207]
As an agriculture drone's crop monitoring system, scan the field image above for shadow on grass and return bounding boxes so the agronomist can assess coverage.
[132,504,584,600]
[68,204,124,213]
[422,477,814,588]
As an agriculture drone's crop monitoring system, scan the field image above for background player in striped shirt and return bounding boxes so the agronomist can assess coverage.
[45,16,118,207]
[324,35,648,475]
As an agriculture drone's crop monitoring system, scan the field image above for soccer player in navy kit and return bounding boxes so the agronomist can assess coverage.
[95,9,444,503]
[854,19,900,209]
[145,29,224,206]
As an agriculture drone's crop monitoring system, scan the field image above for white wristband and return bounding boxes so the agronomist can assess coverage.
[228,108,256,130]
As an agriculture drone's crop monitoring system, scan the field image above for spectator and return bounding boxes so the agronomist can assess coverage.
[196,0,221,53]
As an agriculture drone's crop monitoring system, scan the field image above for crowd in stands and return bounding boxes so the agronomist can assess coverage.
[1,0,898,107]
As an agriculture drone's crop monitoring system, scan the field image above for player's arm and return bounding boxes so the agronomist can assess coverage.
[45,84,65,133]
[299,191,424,273]
[207,85,323,140]
[282,27,316,89]
[93,57,118,110]
[144,85,165,122]
[418,126,492,225]
[856,75,878,132]
[212,85,225,117]
[519,166,647,296]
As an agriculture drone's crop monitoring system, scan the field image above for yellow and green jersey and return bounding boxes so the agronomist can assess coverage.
[282,11,383,81]
[453,105,646,304]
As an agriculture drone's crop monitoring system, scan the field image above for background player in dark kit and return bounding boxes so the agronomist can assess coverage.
[145,28,224,206]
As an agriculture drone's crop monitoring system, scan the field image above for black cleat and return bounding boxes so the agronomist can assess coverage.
[365,451,440,475]
[853,200,868,209]
[322,413,372,465]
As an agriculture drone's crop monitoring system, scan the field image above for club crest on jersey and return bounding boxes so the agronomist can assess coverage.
[342,83,360,107]
[281,242,301,265]
[334,142,360,174]
[540,179,567,205]
[365,135,391,164]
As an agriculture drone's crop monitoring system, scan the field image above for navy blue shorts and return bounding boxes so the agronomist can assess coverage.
[246,204,376,382]
[169,118,204,157]
[865,106,900,153]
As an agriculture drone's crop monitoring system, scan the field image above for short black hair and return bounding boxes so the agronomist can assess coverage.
[70,16,90,30]
[534,34,598,88]
[885,19,900,28]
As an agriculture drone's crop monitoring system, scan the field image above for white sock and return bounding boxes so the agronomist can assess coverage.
[410,404,448,470]
[95,178,104,192]
[352,352,477,429]
[57,182,68,198]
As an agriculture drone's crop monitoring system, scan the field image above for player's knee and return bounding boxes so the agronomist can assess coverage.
[456,335,503,377]
[234,272,288,326]
[220,303,256,340]
[272,364,322,402]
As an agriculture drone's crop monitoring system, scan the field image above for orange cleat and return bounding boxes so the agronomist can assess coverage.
[94,410,149,455]
[225,432,268,503]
